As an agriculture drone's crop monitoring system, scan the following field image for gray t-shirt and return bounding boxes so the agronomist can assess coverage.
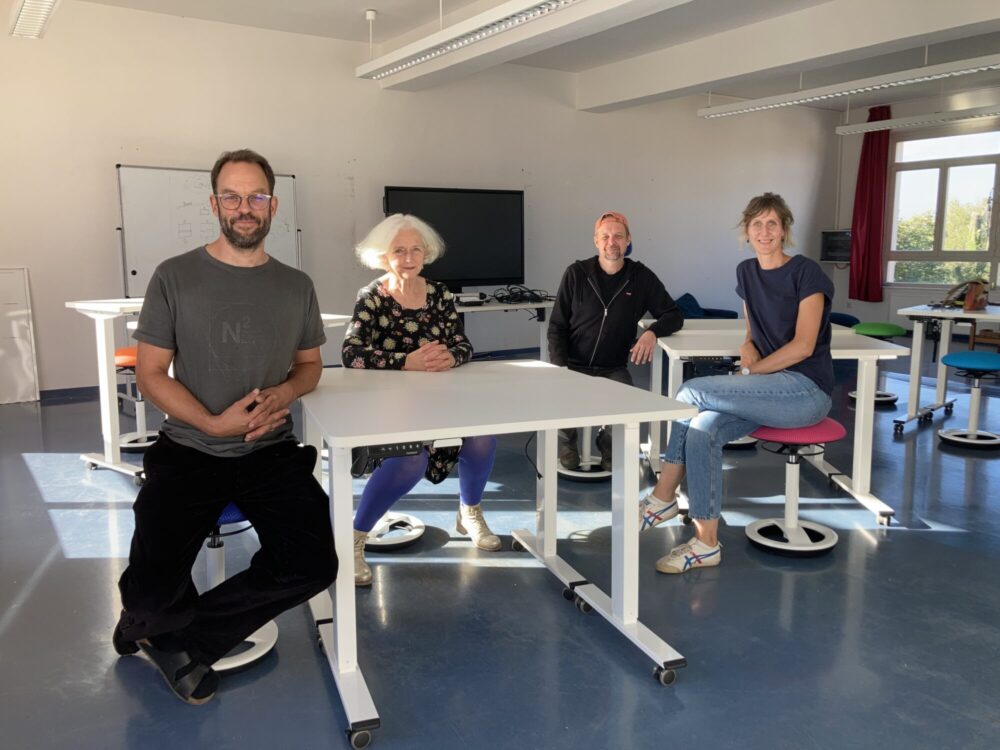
[134,247,326,456]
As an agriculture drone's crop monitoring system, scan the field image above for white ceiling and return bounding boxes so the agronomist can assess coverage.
[78,0,488,42]
[78,0,1000,111]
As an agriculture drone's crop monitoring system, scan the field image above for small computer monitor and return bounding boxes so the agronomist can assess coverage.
[820,230,852,263]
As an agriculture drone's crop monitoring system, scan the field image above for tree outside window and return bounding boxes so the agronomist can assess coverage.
[885,129,999,286]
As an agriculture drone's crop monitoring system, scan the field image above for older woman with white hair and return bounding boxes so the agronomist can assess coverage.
[342,214,500,586]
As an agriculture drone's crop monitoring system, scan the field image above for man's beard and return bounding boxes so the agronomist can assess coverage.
[220,212,271,250]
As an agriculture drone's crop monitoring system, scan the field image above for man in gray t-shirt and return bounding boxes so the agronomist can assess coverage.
[113,149,336,706]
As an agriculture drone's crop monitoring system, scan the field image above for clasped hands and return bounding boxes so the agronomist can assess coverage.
[209,383,295,442]
[403,341,455,372]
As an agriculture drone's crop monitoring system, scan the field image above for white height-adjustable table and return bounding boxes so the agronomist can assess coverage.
[66,296,350,482]
[300,361,696,745]
[894,305,1000,433]
[646,329,908,524]
[454,300,554,361]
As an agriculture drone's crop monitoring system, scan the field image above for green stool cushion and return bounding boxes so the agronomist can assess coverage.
[853,322,906,339]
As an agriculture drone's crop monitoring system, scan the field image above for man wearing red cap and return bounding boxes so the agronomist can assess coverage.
[548,211,683,471]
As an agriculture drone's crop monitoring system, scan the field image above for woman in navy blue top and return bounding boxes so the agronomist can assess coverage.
[638,193,834,574]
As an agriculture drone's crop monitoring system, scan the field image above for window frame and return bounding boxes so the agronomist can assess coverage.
[883,120,1000,287]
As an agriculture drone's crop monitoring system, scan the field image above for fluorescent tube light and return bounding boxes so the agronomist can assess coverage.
[835,105,1000,135]
[357,0,580,81]
[9,0,62,38]
[697,53,1000,119]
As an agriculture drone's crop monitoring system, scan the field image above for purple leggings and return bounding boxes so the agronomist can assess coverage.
[353,435,497,533]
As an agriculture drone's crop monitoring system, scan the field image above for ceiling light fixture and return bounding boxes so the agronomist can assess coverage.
[834,104,1000,135]
[697,53,1000,119]
[8,0,62,39]
[357,0,580,81]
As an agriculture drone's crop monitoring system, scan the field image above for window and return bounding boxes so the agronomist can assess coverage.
[885,128,999,285]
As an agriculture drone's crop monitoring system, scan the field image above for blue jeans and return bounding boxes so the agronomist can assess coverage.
[663,371,832,521]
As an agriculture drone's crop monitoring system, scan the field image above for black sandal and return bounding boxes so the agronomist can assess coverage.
[137,639,219,705]
[112,617,139,656]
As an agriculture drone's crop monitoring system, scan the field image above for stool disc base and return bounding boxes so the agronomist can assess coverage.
[364,512,426,550]
[937,428,1000,448]
[745,518,838,557]
[119,430,159,452]
[848,390,898,405]
[724,435,758,449]
[214,620,279,673]
[557,458,610,482]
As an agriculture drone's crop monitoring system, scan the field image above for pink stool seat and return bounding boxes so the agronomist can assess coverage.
[750,418,846,446]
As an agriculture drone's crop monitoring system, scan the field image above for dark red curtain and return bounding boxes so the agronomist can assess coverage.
[849,105,892,302]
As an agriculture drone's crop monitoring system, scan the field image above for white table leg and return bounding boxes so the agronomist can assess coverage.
[611,423,640,625]
[905,319,925,420]
[79,313,143,480]
[96,315,120,464]
[537,428,557,558]
[646,349,663,469]
[316,442,379,734]
[935,319,953,406]
[852,359,877,495]
[538,314,548,363]
[571,420,686,672]
[804,357,895,522]
[330,445,357,672]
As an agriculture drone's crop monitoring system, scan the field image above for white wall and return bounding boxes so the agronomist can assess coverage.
[0,1,839,390]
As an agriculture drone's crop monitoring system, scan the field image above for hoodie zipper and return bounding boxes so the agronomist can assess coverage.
[585,275,630,368]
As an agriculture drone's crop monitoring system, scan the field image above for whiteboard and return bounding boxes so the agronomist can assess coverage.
[117,164,299,297]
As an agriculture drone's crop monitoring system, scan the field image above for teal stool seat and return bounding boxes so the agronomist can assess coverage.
[850,322,907,405]
[938,351,1000,448]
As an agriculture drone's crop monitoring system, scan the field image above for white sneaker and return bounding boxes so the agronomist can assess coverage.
[456,503,502,551]
[353,529,372,586]
[655,538,722,574]
[638,491,679,531]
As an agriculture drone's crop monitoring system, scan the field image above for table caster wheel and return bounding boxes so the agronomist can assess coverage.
[562,587,575,602]
[653,666,676,686]
[347,728,372,749]
[133,474,145,487]
[681,513,692,526]
[511,539,525,552]
[86,462,97,470]
[877,514,892,527]
[574,595,592,614]
[944,404,954,415]
[893,423,903,435]
[317,634,326,655]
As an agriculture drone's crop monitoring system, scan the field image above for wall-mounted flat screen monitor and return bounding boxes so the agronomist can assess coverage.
[820,230,852,263]
[383,186,524,289]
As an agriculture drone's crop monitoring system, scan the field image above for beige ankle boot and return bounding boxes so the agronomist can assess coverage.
[456,503,502,551]
[353,529,372,586]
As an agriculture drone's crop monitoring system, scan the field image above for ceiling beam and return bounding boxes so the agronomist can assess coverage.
[574,0,1000,112]
[357,0,690,91]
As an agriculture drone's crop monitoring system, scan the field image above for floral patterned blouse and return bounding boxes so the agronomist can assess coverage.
[341,278,474,483]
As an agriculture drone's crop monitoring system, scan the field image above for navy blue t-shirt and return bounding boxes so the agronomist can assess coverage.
[735,254,834,395]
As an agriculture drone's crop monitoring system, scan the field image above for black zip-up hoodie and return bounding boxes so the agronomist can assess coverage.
[547,256,683,372]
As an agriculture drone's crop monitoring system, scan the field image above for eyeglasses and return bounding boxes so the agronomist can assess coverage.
[214,192,272,210]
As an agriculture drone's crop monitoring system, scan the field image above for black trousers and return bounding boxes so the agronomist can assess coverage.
[117,434,337,665]
[558,366,634,452]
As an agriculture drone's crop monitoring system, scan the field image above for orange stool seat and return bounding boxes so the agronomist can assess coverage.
[115,346,138,368]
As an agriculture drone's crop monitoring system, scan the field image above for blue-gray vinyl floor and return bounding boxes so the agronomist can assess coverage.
[1,347,999,749]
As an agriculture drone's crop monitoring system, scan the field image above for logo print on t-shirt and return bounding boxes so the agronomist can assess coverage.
[209,302,276,372]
